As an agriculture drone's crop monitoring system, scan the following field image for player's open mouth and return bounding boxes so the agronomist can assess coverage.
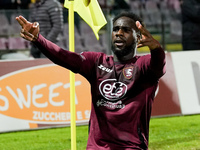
[115,40,125,47]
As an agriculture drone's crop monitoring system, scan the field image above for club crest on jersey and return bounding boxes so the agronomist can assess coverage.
[123,66,134,79]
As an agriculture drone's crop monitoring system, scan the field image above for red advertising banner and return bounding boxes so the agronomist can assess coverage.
[152,53,181,117]
[0,53,183,132]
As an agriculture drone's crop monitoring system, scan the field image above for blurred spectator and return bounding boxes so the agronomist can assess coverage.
[29,0,63,58]
[113,0,130,10]
[59,0,64,5]
[181,0,200,50]
[17,0,31,9]
[111,0,130,15]
[167,0,181,13]
[0,0,31,9]
[0,0,17,9]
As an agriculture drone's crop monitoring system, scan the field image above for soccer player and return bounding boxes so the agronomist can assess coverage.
[16,12,166,149]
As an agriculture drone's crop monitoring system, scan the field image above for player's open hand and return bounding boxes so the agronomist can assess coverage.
[136,21,161,50]
[16,15,39,42]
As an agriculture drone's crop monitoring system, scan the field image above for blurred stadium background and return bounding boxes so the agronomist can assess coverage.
[0,0,182,59]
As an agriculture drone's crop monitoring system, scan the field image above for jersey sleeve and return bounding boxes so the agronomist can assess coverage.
[138,47,166,80]
[150,47,166,78]
[33,34,98,79]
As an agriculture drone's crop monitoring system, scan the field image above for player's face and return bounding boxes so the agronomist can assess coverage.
[111,17,138,58]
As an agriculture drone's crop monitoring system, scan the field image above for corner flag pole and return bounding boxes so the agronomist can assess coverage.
[64,0,107,149]
[68,1,76,150]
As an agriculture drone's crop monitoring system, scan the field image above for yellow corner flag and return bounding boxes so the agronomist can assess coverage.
[64,0,107,40]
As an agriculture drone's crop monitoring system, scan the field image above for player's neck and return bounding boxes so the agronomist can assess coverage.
[114,52,135,62]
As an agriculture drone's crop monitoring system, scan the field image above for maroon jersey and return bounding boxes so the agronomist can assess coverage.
[34,34,166,150]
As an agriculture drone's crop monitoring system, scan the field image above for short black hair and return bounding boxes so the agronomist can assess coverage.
[112,11,144,27]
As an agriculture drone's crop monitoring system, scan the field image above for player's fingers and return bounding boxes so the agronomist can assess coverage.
[33,22,39,28]
[137,43,149,48]
[137,41,152,48]
[19,15,28,25]
[20,32,25,39]
[137,43,143,48]
[21,28,34,39]
[138,38,151,45]
[21,28,31,37]
[25,35,34,41]
[20,32,35,42]
[16,16,25,27]
[136,21,151,37]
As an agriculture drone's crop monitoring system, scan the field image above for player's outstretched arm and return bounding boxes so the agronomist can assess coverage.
[16,15,39,42]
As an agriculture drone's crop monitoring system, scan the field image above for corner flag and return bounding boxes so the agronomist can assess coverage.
[64,0,107,40]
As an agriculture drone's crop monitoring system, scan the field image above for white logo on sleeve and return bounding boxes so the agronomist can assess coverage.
[99,79,127,101]
[98,64,113,73]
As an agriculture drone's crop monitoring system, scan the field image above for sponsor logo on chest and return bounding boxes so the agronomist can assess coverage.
[99,79,127,101]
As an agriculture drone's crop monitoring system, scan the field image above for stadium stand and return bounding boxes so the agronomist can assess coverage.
[80,21,105,52]
[0,38,7,50]
[0,14,10,36]
[0,0,183,59]
[129,0,140,16]
[8,37,27,50]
